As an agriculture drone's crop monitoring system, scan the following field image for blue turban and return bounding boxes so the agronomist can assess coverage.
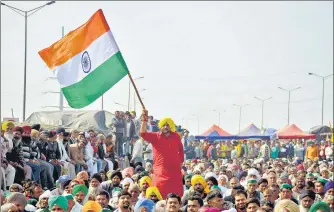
[134,199,155,212]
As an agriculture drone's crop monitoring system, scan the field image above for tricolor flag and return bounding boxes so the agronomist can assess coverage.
[39,9,129,108]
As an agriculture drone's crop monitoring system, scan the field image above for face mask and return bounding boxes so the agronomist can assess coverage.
[13,136,20,140]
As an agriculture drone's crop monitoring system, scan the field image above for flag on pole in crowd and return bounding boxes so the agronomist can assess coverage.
[39,9,129,108]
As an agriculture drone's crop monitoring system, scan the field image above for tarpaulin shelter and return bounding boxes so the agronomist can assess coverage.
[309,125,332,141]
[236,123,270,139]
[276,124,315,139]
[195,124,235,140]
[25,110,114,133]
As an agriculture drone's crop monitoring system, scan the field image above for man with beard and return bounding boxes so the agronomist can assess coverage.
[21,126,42,184]
[292,175,305,200]
[114,190,132,212]
[276,184,299,204]
[30,129,55,190]
[299,190,316,212]
[55,128,76,179]
[88,173,103,197]
[140,111,184,198]
[96,190,113,210]
[72,184,88,205]
[138,176,152,200]
[235,190,247,212]
[190,175,210,199]
[146,186,163,203]
[63,194,82,212]
[36,190,52,211]
[101,169,123,196]
[6,126,27,184]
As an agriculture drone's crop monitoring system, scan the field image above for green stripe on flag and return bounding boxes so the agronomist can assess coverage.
[62,52,128,108]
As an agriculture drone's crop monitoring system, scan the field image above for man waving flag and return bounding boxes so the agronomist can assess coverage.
[39,9,129,108]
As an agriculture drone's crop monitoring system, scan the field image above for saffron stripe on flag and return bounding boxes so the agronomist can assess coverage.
[39,9,110,70]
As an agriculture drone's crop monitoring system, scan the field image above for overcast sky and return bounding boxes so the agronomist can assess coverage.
[1,1,333,135]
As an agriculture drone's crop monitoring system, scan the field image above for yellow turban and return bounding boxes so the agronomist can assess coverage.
[2,121,14,131]
[274,199,299,212]
[191,175,210,194]
[145,186,163,200]
[139,176,152,188]
[82,200,102,212]
[31,129,40,137]
[158,118,176,132]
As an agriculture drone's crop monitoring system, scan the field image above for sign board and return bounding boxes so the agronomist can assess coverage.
[3,117,19,122]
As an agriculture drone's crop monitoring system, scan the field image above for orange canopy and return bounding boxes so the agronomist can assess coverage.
[200,124,232,136]
[276,124,315,139]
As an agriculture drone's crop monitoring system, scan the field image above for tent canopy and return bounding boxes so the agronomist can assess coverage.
[200,124,232,137]
[25,110,114,133]
[309,125,332,141]
[276,124,315,139]
[263,128,278,139]
[237,123,262,136]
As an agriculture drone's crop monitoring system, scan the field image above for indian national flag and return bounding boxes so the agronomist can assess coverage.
[39,9,128,108]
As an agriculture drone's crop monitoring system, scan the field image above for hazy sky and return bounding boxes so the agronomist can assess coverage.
[1,1,333,135]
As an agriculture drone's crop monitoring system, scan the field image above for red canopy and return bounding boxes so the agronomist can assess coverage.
[276,124,316,139]
[200,124,232,136]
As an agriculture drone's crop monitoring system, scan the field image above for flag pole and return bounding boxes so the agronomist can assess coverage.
[128,73,146,110]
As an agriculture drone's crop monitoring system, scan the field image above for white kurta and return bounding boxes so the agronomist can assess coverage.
[85,142,98,176]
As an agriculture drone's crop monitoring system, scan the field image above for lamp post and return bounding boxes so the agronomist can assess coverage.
[192,114,200,135]
[254,96,272,129]
[308,73,334,125]
[278,86,301,125]
[1,1,56,121]
[212,109,221,126]
[233,104,249,133]
[128,76,144,111]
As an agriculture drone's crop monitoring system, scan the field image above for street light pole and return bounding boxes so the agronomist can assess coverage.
[1,1,56,121]
[233,104,249,133]
[254,96,272,129]
[278,86,301,125]
[309,73,333,125]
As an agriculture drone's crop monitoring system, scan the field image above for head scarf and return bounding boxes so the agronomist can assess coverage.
[158,118,176,132]
[273,199,299,212]
[205,172,217,180]
[145,187,163,200]
[91,173,102,183]
[324,181,334,193]
[139,176,152,188]
[300,190,316,200]
[39,190,52,201]
[31,129,40,137]
[48,195,68,210]
[110,169,123,181]
[122,167,134,178]
[2,121,14,131]
[134,199,155,212]
[22,125,32,134]
[77,171,89,181]
[82,200,102,212]
[191,175,210,194]
[309,201,331,212]
[120,177,134,187]
[72,184,88,196]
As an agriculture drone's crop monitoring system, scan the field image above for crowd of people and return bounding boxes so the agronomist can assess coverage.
[0,109,333,212]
